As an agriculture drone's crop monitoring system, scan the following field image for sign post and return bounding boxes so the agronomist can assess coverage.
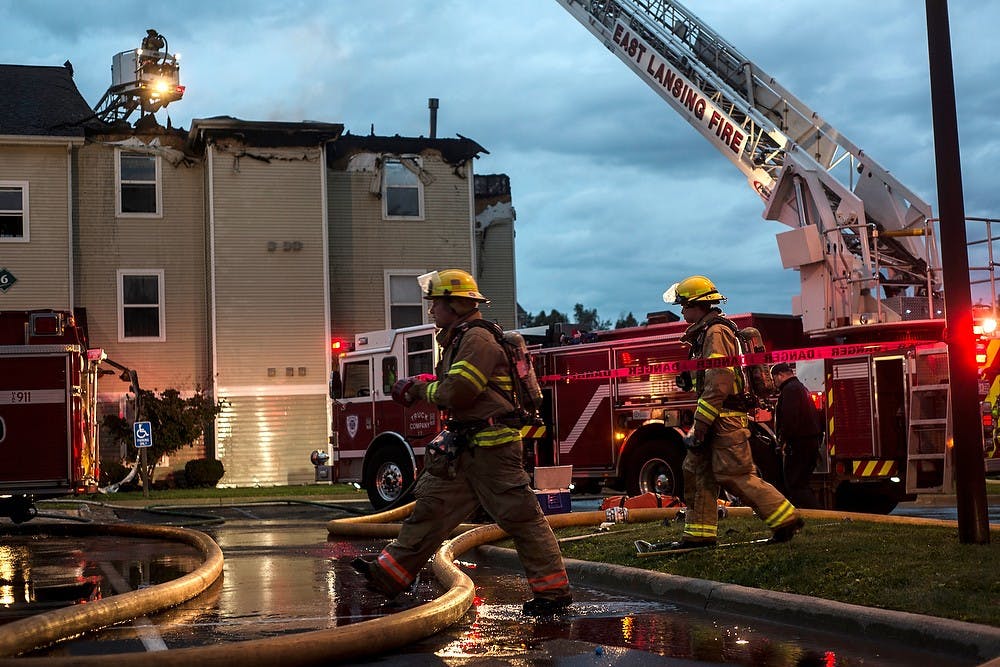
[133,421,153,499]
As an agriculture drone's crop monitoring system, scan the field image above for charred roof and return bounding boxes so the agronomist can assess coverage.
[188,116,345,150]
[327,132,488,169]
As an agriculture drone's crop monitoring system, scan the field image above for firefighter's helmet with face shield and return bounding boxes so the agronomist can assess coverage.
[663,275,726,305]
[417,269,489,302]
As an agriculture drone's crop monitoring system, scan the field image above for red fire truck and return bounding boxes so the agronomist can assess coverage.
[0,310,103,523]
[330,312,996,512]
[331,0,1000,511]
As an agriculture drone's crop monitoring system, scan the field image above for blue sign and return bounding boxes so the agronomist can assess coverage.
[133,421,153,448]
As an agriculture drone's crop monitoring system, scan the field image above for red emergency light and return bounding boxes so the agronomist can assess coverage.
[331,337,351,355]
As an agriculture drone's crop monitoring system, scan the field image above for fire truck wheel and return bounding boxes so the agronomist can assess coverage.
[625,441,685,499]
[365,446,415,510]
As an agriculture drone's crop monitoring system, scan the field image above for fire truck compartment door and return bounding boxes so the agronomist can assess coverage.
[830,359,875,457]
[0,352,73,488]
[552,348,614,467]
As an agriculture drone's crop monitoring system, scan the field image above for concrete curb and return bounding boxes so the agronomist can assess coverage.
[471,544,1000,664]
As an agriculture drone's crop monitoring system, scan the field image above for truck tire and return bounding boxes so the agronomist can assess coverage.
[625,440,685,498]
[365,446,415,510]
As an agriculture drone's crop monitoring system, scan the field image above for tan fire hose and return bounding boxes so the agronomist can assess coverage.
[1,504,988,665]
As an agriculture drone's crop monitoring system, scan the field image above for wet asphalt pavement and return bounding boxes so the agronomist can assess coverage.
[1,497,991,665]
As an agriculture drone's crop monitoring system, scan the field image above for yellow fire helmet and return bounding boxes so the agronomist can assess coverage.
[417,269,489,302]
[663,275,726,305]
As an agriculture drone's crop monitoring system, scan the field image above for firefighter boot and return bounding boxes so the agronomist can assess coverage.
[522,594,573,616]
[769,517,805,544]
[350,555,403,598]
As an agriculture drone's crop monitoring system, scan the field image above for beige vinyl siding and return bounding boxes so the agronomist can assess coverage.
[215,394,327,486]
[74,141,210,396]
[0,144,72,309]
[209,143,330,486]
[476,214,517,330]
[327,154,474,338]
[210,145,328,388]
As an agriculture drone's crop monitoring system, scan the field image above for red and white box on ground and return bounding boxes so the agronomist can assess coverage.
[533,465,572,515]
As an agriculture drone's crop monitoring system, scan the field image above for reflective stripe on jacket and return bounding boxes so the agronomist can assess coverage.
[413,312,517,446]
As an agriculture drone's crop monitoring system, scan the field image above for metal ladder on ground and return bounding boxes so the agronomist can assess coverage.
[905,345,953,493]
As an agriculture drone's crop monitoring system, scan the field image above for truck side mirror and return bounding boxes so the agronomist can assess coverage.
[329,371,342,399]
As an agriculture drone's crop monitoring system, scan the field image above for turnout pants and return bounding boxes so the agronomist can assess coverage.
[682,416,799,541]
[373,440,570,600]
[783,434,822,509]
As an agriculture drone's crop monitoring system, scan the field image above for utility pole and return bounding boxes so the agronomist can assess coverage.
[925,0,990,543]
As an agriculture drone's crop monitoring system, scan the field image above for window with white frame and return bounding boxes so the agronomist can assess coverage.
[118,270,165,341]
[0,182,28,241]
[382,157,423,219]
[117,150,161,216]
[386,271,424,329]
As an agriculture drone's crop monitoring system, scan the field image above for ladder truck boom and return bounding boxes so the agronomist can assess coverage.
[555,0,940,333]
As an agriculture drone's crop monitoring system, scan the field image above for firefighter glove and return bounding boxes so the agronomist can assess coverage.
[686,420,709,449]
[391,378,416,406]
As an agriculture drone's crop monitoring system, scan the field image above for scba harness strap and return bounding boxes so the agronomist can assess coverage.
[451,319,534,427]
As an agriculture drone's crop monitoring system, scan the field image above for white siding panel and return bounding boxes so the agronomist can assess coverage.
[211,147,328,388]
[209,144,329,487]
[215,393,328,486]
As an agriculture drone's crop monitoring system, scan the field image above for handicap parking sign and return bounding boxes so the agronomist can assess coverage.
[133,421,153,448]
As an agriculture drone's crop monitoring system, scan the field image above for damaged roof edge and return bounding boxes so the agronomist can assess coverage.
[328,132,488,168]
[188,116,345,149]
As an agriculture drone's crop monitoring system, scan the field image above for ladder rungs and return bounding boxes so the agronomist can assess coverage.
[909,419,947,427]
[910,384,949,392]
[906,453,946,460]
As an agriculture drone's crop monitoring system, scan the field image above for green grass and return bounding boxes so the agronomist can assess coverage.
[548,516,999,627]
[78,483,364,502]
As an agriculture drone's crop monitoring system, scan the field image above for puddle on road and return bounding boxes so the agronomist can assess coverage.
[0,534,201,624]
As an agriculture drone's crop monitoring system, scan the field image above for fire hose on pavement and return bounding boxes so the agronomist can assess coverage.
[0,506,988,665]
[0,501,691,665]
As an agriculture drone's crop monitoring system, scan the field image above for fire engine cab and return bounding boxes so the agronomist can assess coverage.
[0,310,103,523]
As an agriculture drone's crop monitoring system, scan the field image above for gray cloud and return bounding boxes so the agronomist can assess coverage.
[1,0,995,326]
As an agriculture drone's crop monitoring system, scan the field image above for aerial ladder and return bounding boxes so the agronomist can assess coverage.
[554,0,940,334]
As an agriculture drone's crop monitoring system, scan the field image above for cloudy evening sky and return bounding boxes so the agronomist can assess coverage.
[2,1,997,325]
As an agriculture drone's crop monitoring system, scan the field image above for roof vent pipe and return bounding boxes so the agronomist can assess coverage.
[428,98,439,139]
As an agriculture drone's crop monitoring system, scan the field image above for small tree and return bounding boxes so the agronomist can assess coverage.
[103,387,226,486]
[615,312,639,329]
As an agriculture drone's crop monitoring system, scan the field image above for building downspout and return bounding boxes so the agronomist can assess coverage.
[207,142,221,458]
[66,142,74,311]
[321,143,333,461]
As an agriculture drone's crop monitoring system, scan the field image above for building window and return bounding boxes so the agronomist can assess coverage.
[386,271,425,329]
[382,157,423,219]
[118,270,165,341]
[0,182,28,241]
[116,150,161,216]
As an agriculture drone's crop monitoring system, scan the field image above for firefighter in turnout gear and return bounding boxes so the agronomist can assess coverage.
[662,275,804,549]
[353,269,572,616]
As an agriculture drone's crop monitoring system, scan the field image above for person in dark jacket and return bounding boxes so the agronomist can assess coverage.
[771,363,824,509]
